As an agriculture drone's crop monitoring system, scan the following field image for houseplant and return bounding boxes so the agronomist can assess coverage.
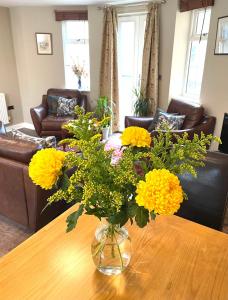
[29,106,220,276]
[133,88,149,117]
[95,96,112,139]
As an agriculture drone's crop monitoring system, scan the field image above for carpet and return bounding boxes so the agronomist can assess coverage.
[0,215,32,258]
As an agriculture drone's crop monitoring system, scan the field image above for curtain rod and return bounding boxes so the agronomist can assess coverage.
[97,0,167,10]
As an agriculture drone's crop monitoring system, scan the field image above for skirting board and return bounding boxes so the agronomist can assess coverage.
[6,122,35,132]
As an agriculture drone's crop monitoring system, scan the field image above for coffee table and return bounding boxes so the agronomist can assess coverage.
[0,205,228,299]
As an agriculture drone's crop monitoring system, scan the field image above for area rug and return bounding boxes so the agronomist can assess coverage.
[0,215,32,258]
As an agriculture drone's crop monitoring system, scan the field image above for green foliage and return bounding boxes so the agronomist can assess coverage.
[66,205,84,232]
[95,96,112,127]
[47,107,220,232]
[133,88,149,117]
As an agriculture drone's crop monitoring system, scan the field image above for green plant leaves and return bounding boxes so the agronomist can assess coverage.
[58,173,70,191]
[66,204,84,232]
[135,206,149,228]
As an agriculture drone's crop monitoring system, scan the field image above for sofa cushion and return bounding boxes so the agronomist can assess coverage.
[41,115,72,131]
[148,108,178,131]
[47,95,59,115]
[0,135,38,164]
[167,99,204,129]
[11,129,56,148]
[155,113,186,130]
[57,97,78,117]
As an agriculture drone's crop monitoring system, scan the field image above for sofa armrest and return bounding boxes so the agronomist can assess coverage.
[30,105,47,137]
[125,116,154,130]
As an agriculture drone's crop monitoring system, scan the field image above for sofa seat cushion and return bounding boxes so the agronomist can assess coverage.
[41,115,72,131]
[167,99,204,129]
[0,135,38,164]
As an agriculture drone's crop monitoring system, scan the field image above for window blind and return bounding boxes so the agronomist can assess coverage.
[55,10,88,21]
[179,0,215,12]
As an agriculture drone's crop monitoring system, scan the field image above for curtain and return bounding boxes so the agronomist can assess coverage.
[100,8,119,132]
[140,4,159,116]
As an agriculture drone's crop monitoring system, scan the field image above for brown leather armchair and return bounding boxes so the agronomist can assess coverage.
[30,88,87,138]
[125,99,216,140]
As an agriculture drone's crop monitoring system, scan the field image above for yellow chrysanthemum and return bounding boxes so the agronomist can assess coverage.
[135,169,183,215]
[29,148,66,190]
[121,126,151,147]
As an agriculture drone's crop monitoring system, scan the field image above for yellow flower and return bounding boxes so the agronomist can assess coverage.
[121,126,151,147]
[135,169,183,215]
[29,148,66,190]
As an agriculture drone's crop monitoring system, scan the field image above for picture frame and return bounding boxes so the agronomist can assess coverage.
[214,16,228,55]
[35,33,53,55]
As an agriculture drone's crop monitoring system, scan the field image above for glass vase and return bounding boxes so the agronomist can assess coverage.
[91,222,132,276]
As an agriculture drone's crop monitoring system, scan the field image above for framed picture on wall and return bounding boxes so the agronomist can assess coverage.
[215,16,228,55]
[35,33,53,55]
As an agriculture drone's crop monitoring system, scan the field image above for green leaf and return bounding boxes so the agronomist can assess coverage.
[66,204,84,232]
[58,173,70,191]
[150,211,156,220]
[127,203,138,218]
[135,206,149,228]
[108,210,128,227]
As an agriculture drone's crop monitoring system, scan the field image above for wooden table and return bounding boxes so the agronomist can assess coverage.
[1,206,228,300]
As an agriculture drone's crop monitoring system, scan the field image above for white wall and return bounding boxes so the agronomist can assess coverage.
[10,6,66,123]
[0,7,23,124]
[200,0,228,148]
[88,5,103,110]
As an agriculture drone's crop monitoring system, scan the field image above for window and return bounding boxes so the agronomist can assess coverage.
[118,14,146,130]
[62,21,90,90]
[184,9,211,100]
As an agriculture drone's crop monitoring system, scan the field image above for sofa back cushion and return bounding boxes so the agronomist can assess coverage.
[47,95,59,115]
[0,135,38,164]
[167,99,204,129]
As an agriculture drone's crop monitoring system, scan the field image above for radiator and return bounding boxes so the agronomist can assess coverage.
[0,93,9,124]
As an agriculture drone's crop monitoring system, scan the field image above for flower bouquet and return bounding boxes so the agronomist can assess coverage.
[29,106,220,275]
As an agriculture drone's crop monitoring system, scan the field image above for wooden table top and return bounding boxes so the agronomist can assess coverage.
[1,206,228,300]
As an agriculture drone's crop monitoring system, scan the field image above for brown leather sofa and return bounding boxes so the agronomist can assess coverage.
[0,135,71,232]
[177,151,228,231]
[30,88,87,138]
[125,99,216,140]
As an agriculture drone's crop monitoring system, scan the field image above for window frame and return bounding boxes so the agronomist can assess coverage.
[183,8,211,101]
[62,20,90,91]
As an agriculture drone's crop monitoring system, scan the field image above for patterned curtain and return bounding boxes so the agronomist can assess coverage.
[140,4,159,116]
[100,8,119,132]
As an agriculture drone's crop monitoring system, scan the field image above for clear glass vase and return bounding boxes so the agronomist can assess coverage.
[91,222,132,276]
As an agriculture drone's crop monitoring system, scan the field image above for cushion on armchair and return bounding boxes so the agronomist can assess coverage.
[57,97,78,117]
[155,113,186,130]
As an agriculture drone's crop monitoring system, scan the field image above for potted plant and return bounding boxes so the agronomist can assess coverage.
[133,88,149,117]
[95,96,112,140]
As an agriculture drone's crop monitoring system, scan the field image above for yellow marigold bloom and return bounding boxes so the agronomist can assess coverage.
[121,126,151,147]
[29,148,66,190]
[135,169,183,215]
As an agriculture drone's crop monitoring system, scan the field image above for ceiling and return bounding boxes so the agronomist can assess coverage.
[0,0,143,7]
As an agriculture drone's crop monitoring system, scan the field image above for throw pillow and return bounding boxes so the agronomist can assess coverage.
[148,108,178,132]
[47,95,59,115]
[56,97,78,117]
[11,129,56,148]
[155,113,186,131]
